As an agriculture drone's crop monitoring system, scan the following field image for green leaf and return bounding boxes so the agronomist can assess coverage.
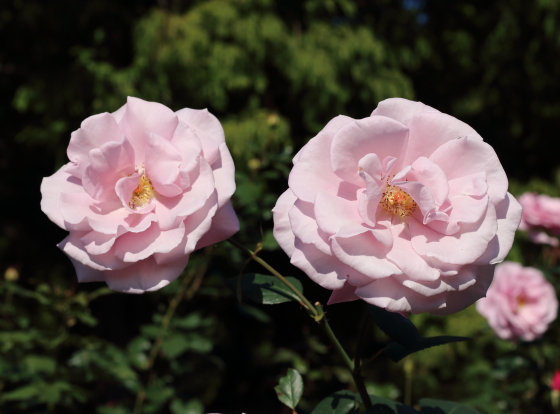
[367,305,421,348]
[311,390,357,414]
[362,395,419,414]
[384,336,471,363]
[23,355,56,375]
[170,398,204,414]
[419,398,482,414]
[227,273,304,304]
[275,368,304,410]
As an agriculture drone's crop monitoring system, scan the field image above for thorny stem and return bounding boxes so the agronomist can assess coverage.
[132,255,210,414]
[227,238,373,410]
[353,309,372,409]
[227,238,317,317]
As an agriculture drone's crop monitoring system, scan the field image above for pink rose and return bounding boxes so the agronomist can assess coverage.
[41,97,239,293]
[273,98,522,314]
[518,192,560,246]
[476,262,557,341]
[552,371,560,391]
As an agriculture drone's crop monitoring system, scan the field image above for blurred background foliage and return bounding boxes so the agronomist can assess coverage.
[2,0,560,412]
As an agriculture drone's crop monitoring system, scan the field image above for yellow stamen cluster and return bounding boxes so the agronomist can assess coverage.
[516,296,527,309]
[380,183,417,219]
[129,173,155,210]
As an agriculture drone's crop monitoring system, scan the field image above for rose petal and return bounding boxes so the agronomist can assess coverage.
[145,132,183,197]
[66,113,124,176]
[330,116,409,185]
[402,111,483,166]
[290,239,346,290]
[41,166,91,231]
[289,199,331,256]
[196,200,240,249]
[331,232,401,280]
[327,282,360,305]
[82,135,135,201]
[114,221,186,262]
[429,137,508,206]
[103,255,190,294]
[272,189,297,257]
[386,222,440,281]
[118,97,179,164]
[371,98,438,127]
[473,193,523,265]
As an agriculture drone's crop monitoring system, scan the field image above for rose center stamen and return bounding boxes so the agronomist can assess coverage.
[129,173,154,210]
[380,182,417,218]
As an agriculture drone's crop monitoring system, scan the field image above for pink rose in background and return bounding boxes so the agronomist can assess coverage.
[41,97,239,293]
[518,192,560,246]
[476,262,557,341]
[552,371,560,391]
[273,98,522,314]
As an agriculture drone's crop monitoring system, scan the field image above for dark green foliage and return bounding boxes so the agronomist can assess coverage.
[227,273,304,304]
[3,0,560,413]
[275,368,304,410]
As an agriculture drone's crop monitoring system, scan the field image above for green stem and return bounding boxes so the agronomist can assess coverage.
[227,238,317,316]
[316,304,373,410]
[226,238,372,409]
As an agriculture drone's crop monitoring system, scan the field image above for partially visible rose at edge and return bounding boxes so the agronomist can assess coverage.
[273,98,522,315]
[476,262,558,341]
[518,192,560,246]
[41,97,239,293]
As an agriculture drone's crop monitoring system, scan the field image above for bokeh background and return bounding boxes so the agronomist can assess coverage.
[2,0,560,413]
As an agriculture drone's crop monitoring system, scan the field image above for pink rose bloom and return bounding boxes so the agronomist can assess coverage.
[476,262,557,341]
[552,371,560,391]
[41,97,239,293]
[518,192,560,246]
[273,98,522,314]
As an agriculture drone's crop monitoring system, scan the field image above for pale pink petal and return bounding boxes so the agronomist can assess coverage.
[355,276,447,313]
[145,133,183,197]
[386,222,439,281]
[41,166,91,231]
[314,191,365,237]
[371,98,439,127]
[289,118,357,203]
[171,121,203,187]
[429,137,508,206]
[327,282,360,305]
[112,104,127,123]
[153,191,219,264]
[196,201,240,249]
[473,193,523,265]
[288,199,331,256]
[118,97,179,164]
[432,265,496,316]
[427,195,489,236]
[406,157,449,206]
[402,111,483,166]
[60,192,155,235]
[410,200,498,265]
[154,158,215,231]
[58,232,129,271]
[176,108,226,144]
[272,189,297,257]
[114,221,186,262]
[331,232,401,280]
[66,113,123,176]
[330,116,409,185]
[80,231,117,255]
[68,257,106,283]
[291,240,346,289]
[82,136,136,201]
[211,143,236,208]
[448,172,488,197]
[104,255,190,294]
[394,265,477,297]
